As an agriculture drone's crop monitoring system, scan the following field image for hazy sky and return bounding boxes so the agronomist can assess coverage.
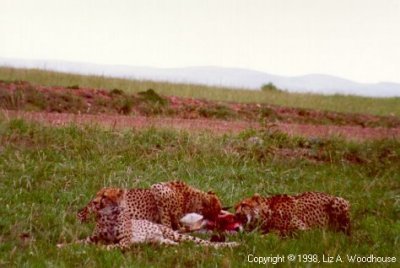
[1,0,399,83]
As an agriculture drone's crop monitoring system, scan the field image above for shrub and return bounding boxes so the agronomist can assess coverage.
[0,88,24,109]
[198,105,235,120]
[136,89,168,116]
[261,82,282,92]
[67,84,80,90]
[111,96,134,115]
[25,87,48,110]
[138,89,167,105]
[47,92,85,113]
[110,88,124,95]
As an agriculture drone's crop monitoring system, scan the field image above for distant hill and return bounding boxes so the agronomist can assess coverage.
[1,58,399,97]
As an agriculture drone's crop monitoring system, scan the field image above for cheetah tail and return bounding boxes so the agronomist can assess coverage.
[175,232,239,248]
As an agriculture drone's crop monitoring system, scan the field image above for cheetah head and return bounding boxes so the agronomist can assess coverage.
[77,187,124,223]
[234,194,265,228]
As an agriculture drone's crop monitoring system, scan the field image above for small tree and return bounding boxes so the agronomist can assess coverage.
[261,82,280,92]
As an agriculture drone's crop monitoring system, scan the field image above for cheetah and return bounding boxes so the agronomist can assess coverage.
[234,192,351,236]
[62,187,238,249]
[77,187,160,232]
[150,181,222,230]
[78,181,222,231]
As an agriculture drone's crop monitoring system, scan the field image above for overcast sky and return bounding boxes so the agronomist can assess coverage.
[1,0,399,83]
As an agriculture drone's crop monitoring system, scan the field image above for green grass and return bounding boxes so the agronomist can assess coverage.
[0,118,399,267]
[1,67,400,117]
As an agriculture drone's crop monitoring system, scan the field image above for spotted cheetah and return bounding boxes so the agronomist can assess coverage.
[78,181,222,231]
[234,192,350,236]
[150,181,222,230]
[63,187,238,249]
[77,187,160,228]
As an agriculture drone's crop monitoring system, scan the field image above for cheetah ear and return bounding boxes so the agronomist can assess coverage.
[202,195,211,206]
[202,194,222,220]
[207,190,216,195]
[97,187,108,196]
[253,193,263,203]
[117,188,124,197]
[105,188,124,203]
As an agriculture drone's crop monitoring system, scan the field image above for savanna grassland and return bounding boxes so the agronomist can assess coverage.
[1,67,400,117]
[0,67,399,267]
[0,119,399,267]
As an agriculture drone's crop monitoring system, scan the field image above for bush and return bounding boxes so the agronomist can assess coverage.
[120,98,133,115]
[25,87,48,109]
[0,88,24,109]
[111,96,134,115]
[67,84,80,90]
[198,105,235,120]
[138,89,167,105]
[136,89,168,115]
[261,82,282,92]
[110,88,124,95]
[47,92,85,113]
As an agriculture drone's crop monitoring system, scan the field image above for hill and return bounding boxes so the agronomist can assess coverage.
[1,58,400,97]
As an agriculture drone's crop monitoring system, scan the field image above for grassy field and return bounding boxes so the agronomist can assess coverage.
[1,67,400,117]
[0,118,399,267]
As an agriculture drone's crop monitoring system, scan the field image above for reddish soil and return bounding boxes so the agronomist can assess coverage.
[1,80,400,140]
[1,80,400,128]
[2,110,400,141]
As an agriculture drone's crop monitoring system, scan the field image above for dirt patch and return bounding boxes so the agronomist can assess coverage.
[2,110,400,141]
[0,110,258,134]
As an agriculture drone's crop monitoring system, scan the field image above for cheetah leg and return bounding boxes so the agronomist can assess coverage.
[158,209,173,229]
[137,233,179,246]
[150,185,174,228]
[104,243,129,251]
[105,237,179,249]
[105,244,120,250]
[328,198,351,235]
[104,236,133,250]
[163,227,240,248]
[332,211,351,235]
[291,217,308,231]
